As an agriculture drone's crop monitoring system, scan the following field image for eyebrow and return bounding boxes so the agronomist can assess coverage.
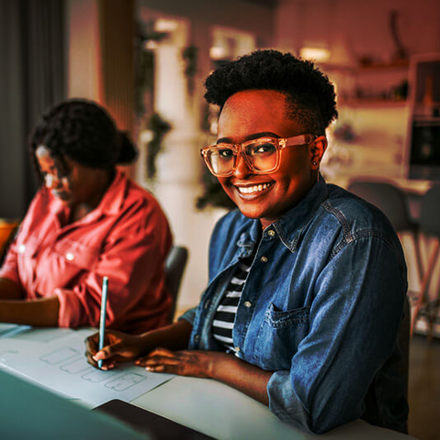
[216,131,282,144]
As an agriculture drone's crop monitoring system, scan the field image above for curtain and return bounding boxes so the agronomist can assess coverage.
[0,0,66,218]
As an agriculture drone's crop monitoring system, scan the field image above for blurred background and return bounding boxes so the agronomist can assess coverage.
[2,0,440,313]
[0,1,440,438]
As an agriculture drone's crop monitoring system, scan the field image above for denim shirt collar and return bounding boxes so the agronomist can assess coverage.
[274,176,329,252]
[235,175,329,257]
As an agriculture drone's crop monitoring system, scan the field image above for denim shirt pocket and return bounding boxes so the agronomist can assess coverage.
[254,303,311,370]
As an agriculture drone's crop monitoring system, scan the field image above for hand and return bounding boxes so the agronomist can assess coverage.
[135,348,233,378]
[85,329,147,370]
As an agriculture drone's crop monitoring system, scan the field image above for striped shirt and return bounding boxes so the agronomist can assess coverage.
[212,256,253,353]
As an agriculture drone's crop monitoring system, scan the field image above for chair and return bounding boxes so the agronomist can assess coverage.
[347,181,417,233]
[0,219,19,265]
[397,294,410,405]
[347,180,422,297]
[164,245,189,323]
[410,185,440,339]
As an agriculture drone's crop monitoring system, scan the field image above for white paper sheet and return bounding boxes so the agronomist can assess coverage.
[0,327,174,406]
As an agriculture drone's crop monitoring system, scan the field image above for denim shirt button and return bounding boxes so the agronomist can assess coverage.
[244,301,252,308]
[267,229,275,237]
[235,346,241,352]
[194,335,200,343]
[260,256,268,263]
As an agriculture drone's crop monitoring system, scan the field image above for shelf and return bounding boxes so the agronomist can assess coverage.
[320,60,409,74]
[413,117,440,126]
[338,99,408,108]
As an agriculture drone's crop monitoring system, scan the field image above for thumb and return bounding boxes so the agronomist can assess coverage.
[93,341,125,361]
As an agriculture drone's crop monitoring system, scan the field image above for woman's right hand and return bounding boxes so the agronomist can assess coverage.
[85,330,147,370]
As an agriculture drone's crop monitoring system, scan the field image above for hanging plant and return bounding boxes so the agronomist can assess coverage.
[196,168,236,211]
[146,113,172,180]
[182,45,198,98]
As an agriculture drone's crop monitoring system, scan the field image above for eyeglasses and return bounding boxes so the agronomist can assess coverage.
[41,162,71,188]
[200,134,317,177]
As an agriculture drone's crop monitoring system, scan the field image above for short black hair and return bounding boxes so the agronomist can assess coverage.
[30,99,137,169]
[204,49,338,134]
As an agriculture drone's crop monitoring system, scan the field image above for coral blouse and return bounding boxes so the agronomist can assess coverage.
[0,170,173,334]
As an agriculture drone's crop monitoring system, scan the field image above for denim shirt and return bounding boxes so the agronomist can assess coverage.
[180,177,408,434]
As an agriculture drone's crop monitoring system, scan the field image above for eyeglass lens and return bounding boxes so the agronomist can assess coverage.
[208,140,278,175]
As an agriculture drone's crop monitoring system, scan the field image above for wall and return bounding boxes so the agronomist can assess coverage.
[67,0,102,100]
[135,1,276,311]
[137,0,274,47]
[275,0,440,59]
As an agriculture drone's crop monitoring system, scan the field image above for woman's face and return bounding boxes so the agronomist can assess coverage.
[217,90,325,229]
[35,145,109,208]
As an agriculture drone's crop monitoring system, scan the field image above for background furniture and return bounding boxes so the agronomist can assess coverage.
[0,219,19,264]
[411,185,440,339]
[347,180,422,282]
[164,245,189,323]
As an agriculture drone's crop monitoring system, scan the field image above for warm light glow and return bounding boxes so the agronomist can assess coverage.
[144,40,158,50]
[210,46,228,60]
[154,18,178,32]
[300,47,331,62]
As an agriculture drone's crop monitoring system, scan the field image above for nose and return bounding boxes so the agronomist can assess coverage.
[232,152,252,179]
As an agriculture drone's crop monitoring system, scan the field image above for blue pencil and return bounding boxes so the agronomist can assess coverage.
[98,276,109,369]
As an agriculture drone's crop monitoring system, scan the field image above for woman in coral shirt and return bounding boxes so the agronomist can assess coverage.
[0,99,172,334]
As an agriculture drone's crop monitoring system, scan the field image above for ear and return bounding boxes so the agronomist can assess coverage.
[310,136,327,170]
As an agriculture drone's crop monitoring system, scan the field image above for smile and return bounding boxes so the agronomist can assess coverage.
[235,182,274,195]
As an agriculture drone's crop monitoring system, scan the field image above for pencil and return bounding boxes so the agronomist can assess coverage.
[98,276,109,369]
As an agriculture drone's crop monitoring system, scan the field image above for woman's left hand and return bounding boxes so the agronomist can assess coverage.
[135,348,231,378]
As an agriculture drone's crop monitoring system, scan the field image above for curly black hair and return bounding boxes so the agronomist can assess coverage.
[204,49,338,134]
[30,99,137,170]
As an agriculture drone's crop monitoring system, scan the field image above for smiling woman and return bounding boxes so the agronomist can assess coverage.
[85,50,409,435]
[0,99,173,334]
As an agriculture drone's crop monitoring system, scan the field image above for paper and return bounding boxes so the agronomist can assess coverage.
[0,323,26,337]
[0,327,173,406]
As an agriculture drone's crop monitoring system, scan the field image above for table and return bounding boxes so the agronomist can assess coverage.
[0,325,416,440]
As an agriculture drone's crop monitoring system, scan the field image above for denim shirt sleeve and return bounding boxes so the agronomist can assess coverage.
[267,234,406,434]
[178,307,197,325]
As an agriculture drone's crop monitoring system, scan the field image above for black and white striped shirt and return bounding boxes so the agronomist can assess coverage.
[212,257,253,353]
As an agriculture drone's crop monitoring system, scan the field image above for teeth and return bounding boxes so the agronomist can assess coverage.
[237,182,272,195]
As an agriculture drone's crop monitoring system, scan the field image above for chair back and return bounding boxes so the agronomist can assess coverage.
[165,245,189,323]
[0,219,19,264]
[347,181,414,233]
[419,184,440,236]
[397,294,410,400]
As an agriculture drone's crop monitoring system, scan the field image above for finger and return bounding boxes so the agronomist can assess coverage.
[85,334,99,355]
[93,340,125,361]
[86,352,113,369]
[144,347,175,359]
[136,354,181,368]
[144,362,180,374]
[87,349,117,368]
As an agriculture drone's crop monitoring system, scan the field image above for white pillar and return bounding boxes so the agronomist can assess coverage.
[151,23,224,311]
